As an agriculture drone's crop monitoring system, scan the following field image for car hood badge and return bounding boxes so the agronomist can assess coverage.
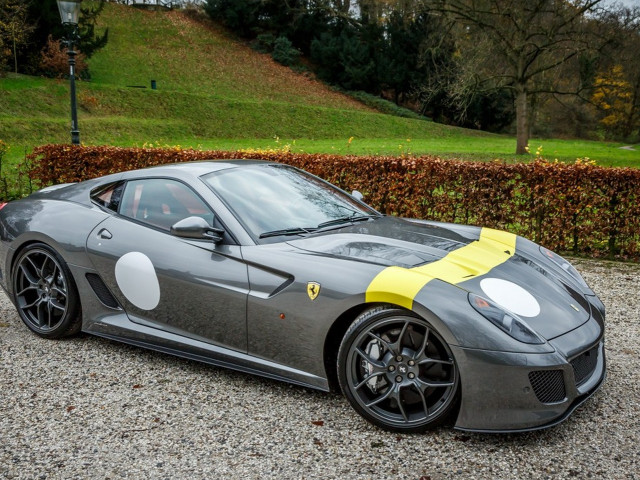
[307,282,321,301]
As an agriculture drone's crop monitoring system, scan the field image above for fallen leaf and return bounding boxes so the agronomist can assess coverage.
[66,406,76,412]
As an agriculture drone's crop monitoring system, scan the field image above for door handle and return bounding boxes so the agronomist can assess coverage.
[98,228,113,240]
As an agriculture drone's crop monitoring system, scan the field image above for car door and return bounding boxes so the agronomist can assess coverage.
[86,178,249,352]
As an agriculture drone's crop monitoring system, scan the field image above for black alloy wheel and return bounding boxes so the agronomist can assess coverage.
[12,243,81,338]
[338,306,459,432]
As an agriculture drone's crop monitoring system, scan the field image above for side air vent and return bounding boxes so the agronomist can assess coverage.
[528,370,566,404]
[85,273,120,309]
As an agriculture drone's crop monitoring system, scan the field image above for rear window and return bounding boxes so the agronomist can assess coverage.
[90,182,125,212]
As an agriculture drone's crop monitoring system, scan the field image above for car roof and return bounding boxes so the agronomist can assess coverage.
[120,159,275,180]
[26,160,278,205]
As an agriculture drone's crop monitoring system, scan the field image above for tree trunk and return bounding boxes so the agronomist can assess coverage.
[13,36,17,74]
[527,93,537,140]
[515,86,529,155]
[622,76,640,139]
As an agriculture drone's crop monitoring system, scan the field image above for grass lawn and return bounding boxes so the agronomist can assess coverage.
[1,2,638,177]
[165,137,639,167]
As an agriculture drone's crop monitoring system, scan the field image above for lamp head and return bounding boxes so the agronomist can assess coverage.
[56,0,82,26]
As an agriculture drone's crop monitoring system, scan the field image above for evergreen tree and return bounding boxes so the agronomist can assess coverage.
[380,11,422,104]
[203,0,260,38]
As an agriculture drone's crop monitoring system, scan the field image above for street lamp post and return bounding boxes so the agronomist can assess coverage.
[56,0,82,145]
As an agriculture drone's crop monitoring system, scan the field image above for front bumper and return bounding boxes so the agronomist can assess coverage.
[452,318,605,432]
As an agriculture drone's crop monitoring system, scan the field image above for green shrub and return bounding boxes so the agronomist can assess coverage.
[253,33,276,53]
[342,90,429,121]
[271,36,300,67]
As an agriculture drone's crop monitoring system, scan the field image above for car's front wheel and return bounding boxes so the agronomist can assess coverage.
[12,243,81,339]
[338,306,459,432]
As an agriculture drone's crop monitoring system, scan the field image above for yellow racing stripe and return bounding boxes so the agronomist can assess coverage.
[365,228,517,310]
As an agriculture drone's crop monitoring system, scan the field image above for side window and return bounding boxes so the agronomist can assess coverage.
[119,179,215,232]
[91,182,125,212]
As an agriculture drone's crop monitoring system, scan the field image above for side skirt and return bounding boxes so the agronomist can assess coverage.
[86,314,330,392]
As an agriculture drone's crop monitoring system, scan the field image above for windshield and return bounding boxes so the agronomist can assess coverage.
[202,164,378,240]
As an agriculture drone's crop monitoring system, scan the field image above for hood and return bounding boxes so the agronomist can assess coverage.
[286,216,479,268]
[460,255,591,340]
[287,216,590,340]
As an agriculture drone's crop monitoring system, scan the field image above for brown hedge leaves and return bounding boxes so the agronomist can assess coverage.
[25,145,640,260]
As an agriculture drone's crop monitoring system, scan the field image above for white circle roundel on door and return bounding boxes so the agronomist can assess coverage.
[115,252,160,310]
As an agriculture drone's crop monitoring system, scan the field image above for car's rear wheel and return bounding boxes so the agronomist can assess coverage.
[338,306,459,432]
[12,243,81,339]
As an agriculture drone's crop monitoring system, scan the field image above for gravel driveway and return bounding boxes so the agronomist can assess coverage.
[1,259,639,479]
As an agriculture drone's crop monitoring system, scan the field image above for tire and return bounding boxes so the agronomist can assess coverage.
[337,305,459,432]
[12,243,82,339]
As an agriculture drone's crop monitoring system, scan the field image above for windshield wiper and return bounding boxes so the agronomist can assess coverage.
[260,214,379,238]
[316,214,379,230]
[259,227,317,239]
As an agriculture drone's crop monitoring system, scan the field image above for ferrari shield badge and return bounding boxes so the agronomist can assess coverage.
[307,282,321,301]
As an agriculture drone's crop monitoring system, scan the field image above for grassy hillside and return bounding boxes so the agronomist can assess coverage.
[0,2,638,168]
[89,6,371,108]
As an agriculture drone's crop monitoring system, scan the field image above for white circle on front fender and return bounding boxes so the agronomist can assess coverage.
[479,278,540,317]
[115,252,160,310]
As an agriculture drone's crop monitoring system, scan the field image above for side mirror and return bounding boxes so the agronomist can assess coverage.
[351,190,364,202]
[170,216,224,243]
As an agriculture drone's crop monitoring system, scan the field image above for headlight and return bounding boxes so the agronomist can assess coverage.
[539,246,588,288]
[468,293,544,344]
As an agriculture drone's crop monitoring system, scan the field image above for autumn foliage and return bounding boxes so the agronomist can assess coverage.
[25,144,640,260]
[39,35,87,79]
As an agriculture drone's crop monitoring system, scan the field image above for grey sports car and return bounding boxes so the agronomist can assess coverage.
[0,161,605,433]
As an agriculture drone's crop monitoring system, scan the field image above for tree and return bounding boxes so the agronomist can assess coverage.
[20,0,108,74]
[379,11,422,104]
[203,0,260,38]
[592,65,638,139]
[76,0,109,58]
[424,0,610,154]
[311,23,379,91]
[0,0,33,73]
[591,7,640,140]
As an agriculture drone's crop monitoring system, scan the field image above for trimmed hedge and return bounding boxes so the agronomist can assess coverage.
[25,144,640,260]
